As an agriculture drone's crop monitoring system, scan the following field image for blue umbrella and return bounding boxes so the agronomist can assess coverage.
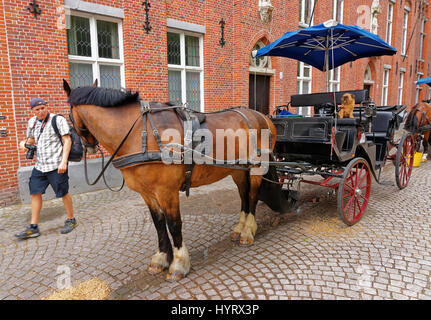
[254,20,397,89]
[416,77,431,87]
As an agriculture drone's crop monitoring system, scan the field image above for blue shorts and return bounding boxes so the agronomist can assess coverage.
[29,168,69,198]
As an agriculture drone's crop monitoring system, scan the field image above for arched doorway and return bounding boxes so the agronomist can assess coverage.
[363,64,374,98]
[249,40,274,115]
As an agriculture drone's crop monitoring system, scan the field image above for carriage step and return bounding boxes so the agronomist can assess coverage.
[378,181,394,186]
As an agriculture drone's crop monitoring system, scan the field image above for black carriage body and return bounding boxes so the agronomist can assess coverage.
[262,90,411,226]
[271,90,406,174]
[272,116,373,165]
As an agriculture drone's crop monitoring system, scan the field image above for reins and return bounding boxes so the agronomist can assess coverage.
[82,111,143,191]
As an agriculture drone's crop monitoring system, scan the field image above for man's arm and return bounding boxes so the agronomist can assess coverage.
[58,134,71,174]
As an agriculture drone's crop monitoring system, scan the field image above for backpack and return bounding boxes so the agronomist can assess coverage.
[52,115,84,162]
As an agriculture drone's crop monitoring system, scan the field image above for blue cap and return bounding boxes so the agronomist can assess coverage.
[30,98,47,109]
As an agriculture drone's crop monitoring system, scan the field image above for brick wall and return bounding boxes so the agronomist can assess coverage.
[0,0,429,205]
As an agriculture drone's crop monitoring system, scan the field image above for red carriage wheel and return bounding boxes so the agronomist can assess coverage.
[395,133,415,189]
[337,158,371,226]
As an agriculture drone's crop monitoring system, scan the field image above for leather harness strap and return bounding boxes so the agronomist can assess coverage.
[111,103,267,196]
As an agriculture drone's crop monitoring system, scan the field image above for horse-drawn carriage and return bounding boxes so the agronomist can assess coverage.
[266,89,414,226]
[59,16,430,281]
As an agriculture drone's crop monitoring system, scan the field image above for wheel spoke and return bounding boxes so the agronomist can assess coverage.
[344,182,354,192]
[355,197,362,219]
[357,165,364,185]
[399,165,405,184]
[358,170,367,188]
[353,196,357,220]
[346,196,354,221]
[343,191,353,198]
[358,193,367,202]
[343,193,355,212]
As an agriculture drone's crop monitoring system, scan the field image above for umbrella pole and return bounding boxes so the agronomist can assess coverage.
[325,36,329,92]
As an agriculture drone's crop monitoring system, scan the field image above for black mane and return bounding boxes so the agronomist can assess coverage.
[68,86,140,108]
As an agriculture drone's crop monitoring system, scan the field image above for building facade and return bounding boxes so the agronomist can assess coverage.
[0,0,430,205]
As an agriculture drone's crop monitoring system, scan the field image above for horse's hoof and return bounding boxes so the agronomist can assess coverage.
[239,238,254,247]
[231,232,240,242]
[148,264,165,274]
[166,272,184,282]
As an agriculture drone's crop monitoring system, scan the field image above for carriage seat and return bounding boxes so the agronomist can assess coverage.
[336,118,361,126]
[353,110,394,140]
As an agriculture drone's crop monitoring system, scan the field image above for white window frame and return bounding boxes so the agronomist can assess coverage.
[299,0,315,27]
[398,71,405,105]
[67,11,125,88]
[382,69,390,105]
[297,62,312,116]
[329,67,340,92]
[416,74,423,104]
[419,18,426,60]
[386,3,394,45]
[332,0,344,23]
[167,28,204,112]
[401,10,409,56]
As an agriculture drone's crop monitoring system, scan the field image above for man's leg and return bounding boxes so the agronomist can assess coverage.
[60,192,77,234]
[30,193,43,225]
[15,193,42,239]
[62,193,74,220]
[15,169,47,239]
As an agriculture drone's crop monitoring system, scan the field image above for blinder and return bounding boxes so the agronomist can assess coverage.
[69,106,100,149]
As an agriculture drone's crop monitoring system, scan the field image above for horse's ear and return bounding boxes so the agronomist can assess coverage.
[93,79,98,87]
[63,79,71,97]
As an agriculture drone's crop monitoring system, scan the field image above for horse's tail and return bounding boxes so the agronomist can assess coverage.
[405,105,419,133]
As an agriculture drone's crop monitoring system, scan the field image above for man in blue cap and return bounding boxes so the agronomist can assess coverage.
[15,98,77,239]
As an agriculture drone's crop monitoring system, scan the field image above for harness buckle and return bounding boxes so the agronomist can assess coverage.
[140,100,151,114]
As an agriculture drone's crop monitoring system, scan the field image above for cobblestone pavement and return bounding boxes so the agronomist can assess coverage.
[0,159,430,300]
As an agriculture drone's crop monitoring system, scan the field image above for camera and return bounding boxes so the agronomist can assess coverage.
[25,144,37,160]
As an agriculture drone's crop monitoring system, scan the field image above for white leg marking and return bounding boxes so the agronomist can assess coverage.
[233,211,247,234]
[240,213,257,244]
[150,250,170,269]
[169,242,191,277]
[244,213,257,236]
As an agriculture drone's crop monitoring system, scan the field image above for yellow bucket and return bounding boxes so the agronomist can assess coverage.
[413,152,423,167]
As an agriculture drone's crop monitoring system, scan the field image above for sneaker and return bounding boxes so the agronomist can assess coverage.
[60,218,77,234]
[15,226,41,239]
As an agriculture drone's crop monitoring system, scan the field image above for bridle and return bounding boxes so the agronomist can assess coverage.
[69,106,99,149]
[69,105,129,192]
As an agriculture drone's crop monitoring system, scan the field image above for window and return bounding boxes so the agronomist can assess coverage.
[167,30,203,111]
[419,18,426,60]
[299,0,314,26]
[401,10,408,56]
[386,3,394,45]
[67,13,124,89]
[250,41,272,71]
[398,71,405,105]
[332,0,344,23]
[329,67,340,92]
[382,69,389,105]
[363,65,374,95]
[416,74,423,103]
[297,62,312,116]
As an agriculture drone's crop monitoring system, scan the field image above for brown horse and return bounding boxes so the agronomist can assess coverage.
[405,102,431,158]
[62,80,282,281]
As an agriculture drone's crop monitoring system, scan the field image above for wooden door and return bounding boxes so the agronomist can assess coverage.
[249,74,270,115]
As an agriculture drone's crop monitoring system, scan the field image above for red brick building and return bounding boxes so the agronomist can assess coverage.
[0,0,430,205]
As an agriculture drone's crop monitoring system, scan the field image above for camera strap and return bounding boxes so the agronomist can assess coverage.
[35,113,50,142]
